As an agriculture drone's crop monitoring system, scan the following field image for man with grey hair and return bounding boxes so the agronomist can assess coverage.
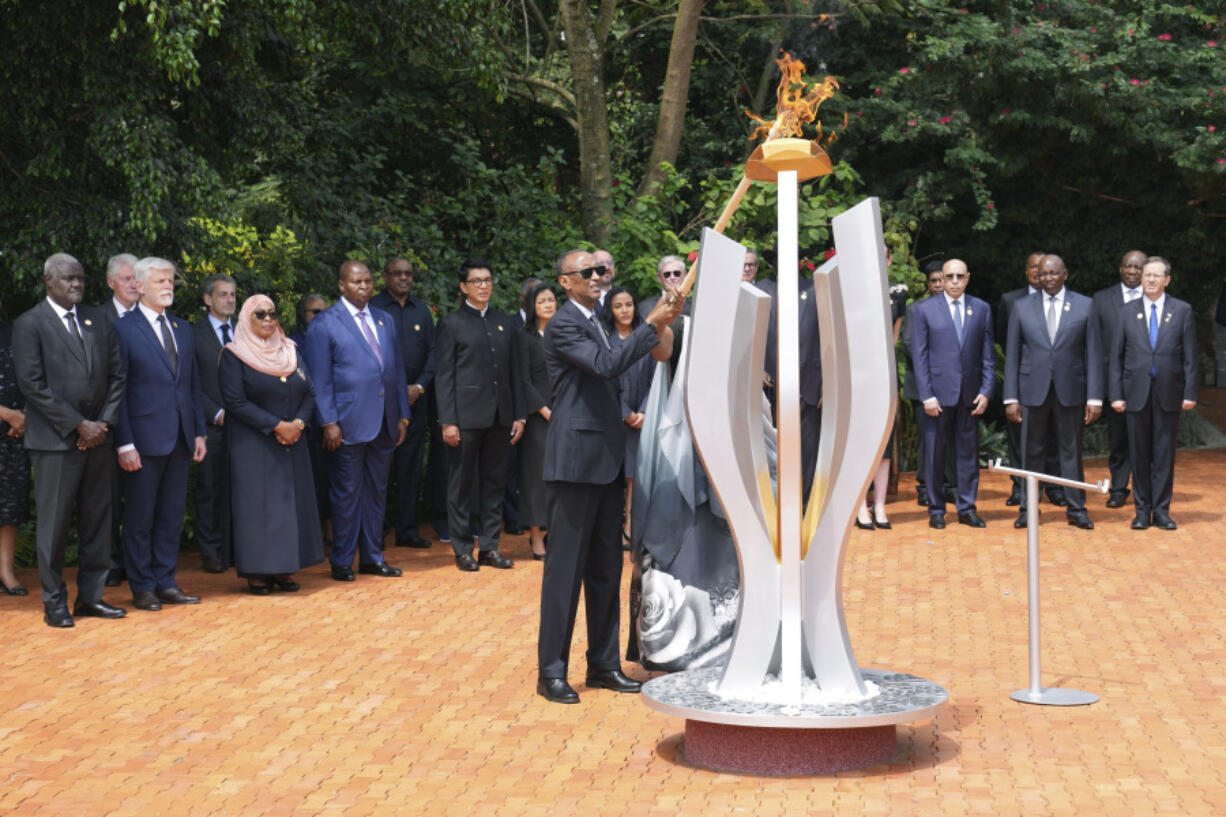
[98,251,140,587]
[192,273,237,572]
[13,253,128,627]
[114,257,207,610]
[637,255,693,322]
[593,250,615,306]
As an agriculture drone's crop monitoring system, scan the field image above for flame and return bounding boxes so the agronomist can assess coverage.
[746,52,840,143]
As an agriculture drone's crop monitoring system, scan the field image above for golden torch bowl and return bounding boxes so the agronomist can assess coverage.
[745,137,833,183]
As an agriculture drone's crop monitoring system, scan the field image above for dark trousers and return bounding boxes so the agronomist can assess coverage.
[923,402,980,516]
[1126,396,1179,516]
[330,429,395,567]
[1020,390,1086,514]
[1105,405,1132,494]
[193,423,225,564]
[801,402,822,500]
[1007,408,1063,500]
[108,457,124,570]
[538,477,624,679]
[31,445,113,607]
[503,436,521,528]
[913,402,956,494]
[389,403,428,541]
[446,424,510,555]
[122,440,191,594]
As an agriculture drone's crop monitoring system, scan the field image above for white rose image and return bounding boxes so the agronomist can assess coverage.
[639,568,719,666]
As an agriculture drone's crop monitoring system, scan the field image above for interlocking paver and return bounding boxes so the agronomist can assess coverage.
[1,451,1224,815]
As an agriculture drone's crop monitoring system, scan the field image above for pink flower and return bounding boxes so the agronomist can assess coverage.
[900,67,910,74]
[1210,126,1217,132]
[907,119,918,125]
[1219,158,1226,164]
[875,88,882,95]
[1158,33,1172,41]
[1208,41,1218,47]
[1090,27,1097,33]
[686,251,698,263]
[939,116,953,124]
[987,203,996,210]
[1001,108,1011,114]
[959,7,968,12]
[855,111,863,116]
[1130,78,1141,85]
[1128,29,1134,35]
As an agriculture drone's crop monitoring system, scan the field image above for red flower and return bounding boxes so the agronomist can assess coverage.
[1158,33,1172,41]
[1001,108,1011,114]
[900,67,910,74]
[987,203,996,210]
[939,116,953,124]
[1209,41,1218,47]
[874,88,882,95]
[804,259,817,271]
[822,249,836,261]
[907,119,918,125]
[686,251,698,263]
[1210,126,1217,132]
[1129,78,1141,85]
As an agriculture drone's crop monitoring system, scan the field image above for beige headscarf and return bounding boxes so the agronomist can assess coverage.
[226,294,298,377]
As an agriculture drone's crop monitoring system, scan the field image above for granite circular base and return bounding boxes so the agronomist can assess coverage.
[683,720,897,774]
[643,667,947,774]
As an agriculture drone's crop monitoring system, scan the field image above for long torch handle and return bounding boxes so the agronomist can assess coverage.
[678,176,751,296]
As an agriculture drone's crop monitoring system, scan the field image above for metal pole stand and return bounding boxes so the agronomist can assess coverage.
[989,459,1108,707]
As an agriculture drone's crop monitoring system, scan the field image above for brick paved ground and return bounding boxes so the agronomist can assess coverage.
[1,452,1223,816]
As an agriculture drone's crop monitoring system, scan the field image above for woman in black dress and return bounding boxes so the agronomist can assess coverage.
[517,282,556,560]
[219,295,324,594]
[0,303,30,596]
[855,281,910,530]
[602,287,655,545]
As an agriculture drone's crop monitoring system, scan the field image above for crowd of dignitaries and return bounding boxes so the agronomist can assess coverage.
[905,250,1199,534]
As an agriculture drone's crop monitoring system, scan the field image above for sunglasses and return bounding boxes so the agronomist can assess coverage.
[943,273,968,281]
[305,308,323,316]
[562,266,602,279]
[660,268,685,279]
[253,309,279,320]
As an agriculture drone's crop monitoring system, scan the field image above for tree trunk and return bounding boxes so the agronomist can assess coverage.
[558,0,614,244]
[636,0,703,197]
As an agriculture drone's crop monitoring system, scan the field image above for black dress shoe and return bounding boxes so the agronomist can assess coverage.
[44,606,74,628]
[958,511,987,528]
[271,576,300,592]
[1105,490,1130,509]
[1046,491,1067,507]
[916,489,930,507]
[2,582,27,596]
[1152,511,1177,530]
[585,668,642,693]
[105,568,125,587]
[73,600,127,618]
[455,554,479,572]
[1131,513,1151,530]
[358,561,403,577]
[157,587,202,604]
[330,564,355,581]
[537,677,580,704]
[247,579,273,596]
[395,535,431,549]
[1014,513,1028,529]
[504,524,526,536]
[1067,514,1095,530]
[132,591,162,611]
[854,516,875,531]
[1006,488,1022,507]
[202,557,225,574]
[477,550,513,569]
[928,515,945,529]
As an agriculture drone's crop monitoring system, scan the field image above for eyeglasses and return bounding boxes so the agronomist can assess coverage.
[561,266,602,280]
[660,268,685,279]
[743,261,758,268]
[464,276,495,287]
[943,273,968,281]
[253,309,279,320]
[387,268,413,278]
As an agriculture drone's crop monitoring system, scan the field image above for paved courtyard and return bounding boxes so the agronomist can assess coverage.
[1,452,1223,816]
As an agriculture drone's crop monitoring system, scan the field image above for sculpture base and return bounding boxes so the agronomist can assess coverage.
[643,667,947,775]
[684,720,896,774]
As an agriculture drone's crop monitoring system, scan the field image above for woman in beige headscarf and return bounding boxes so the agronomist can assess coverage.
[219,294,323,594]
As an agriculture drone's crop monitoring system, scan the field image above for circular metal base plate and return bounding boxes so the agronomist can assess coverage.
[683,720,897,775]
[1010,687,1099,706]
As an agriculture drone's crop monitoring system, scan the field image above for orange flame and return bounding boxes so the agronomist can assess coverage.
[746,52,840,143]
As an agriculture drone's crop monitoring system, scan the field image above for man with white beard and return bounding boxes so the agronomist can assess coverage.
[113,257,207,611]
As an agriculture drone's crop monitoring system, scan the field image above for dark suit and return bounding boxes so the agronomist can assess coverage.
[1004,289,1102,514]
[997,286,1033,495]
[434,302,523,555]
[1108,295,1198,517]
[902,297,955,497]
[305,299,410,568]
[752,277,823,498]
[1093,283,1139,496]
[538,299,660,679]
[637,292,693,323]
[13,302,125,608]
[114,307,206,594]
[192,317,232,566]
[99,299,134,572]
[912,294,995,516]
[371,290,435,543]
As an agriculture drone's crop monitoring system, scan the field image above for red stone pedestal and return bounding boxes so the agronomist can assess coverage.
[683,720,897,775]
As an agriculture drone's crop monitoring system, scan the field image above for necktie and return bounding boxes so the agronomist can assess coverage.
[1149,303,1159,350]
[157,314,178,371]
[952,300,964,345]
[590,314,611,350]
[1126,289,1140,302]
[220,323,232,345]
[1046,296,1059,343]
[65,311,87,365]
[357,311,384,367]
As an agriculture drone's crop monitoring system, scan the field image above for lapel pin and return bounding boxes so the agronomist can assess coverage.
[498,325,504,331]
[1164,313,1172,323]
[280,375,287,382]
[84,319,92,326]
[966,307,974,316]
[414,324,421,331]
[801,292,808,300]
[1136,313,1144,319]
[1063,303,1071,312]
[378,320,384,326]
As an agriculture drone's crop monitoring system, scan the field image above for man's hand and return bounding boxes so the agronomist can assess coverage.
[76,419,106,448]
[538,406,552,422]
[1111,400,1126,413]
[273,421,301,446]
[216,410,225,427]
[923,397,941,417]
[442,423,461,448]
[1084,404,1102,424]
[1005,404,1022,424]
[645,286,685,329]
[509,419,525,445]
[322,422,344,452]
[971,394,989,416]
[193,436,207,463]
[4,409,25,438]
[1182,399,1197,411]
[408,384,423,406]
[118,449,142,472]
[626,412,644,430]
[396,418,409,447]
